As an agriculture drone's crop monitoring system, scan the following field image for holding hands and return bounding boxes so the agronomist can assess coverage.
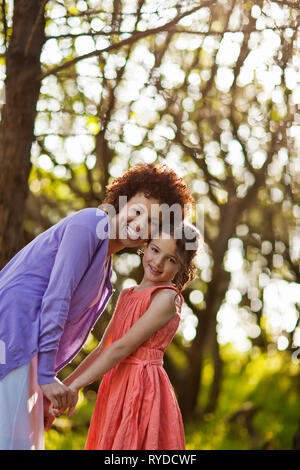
[41,378,79,429]
[49,383,79,419]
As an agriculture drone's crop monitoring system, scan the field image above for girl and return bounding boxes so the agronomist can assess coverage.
[58,221,201,450]
[0,162,194,450]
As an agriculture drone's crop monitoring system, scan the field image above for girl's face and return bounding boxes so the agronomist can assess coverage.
[142,235,181,284]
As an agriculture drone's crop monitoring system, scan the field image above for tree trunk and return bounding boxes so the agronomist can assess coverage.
[0,0,45,268]
[174,203,238,420]
[177,311,212,420]
[204,334,224,414]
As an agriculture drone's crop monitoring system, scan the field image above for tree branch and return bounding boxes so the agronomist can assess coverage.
[269,0,300,10]
[44,24,300,42]
[53,1,206,18]
[39,4,207,80]
[1,0,8,52]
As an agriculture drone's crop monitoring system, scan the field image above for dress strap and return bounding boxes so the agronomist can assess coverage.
[130,285,184,311]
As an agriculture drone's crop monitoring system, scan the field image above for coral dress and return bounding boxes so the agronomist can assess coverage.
[85,285,185,450]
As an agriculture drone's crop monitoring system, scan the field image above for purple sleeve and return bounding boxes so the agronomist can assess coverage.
[38,223,99,385]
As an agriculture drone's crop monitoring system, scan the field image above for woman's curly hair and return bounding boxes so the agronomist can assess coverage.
[102,163,194,217]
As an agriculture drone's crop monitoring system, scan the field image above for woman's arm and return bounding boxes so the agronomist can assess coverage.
[64,289,177,414]
[38,222,101,387]
[38,222,105,415]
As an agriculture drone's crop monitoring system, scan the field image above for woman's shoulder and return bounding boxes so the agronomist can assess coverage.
[66,208,109,239]
[68,207,107,224]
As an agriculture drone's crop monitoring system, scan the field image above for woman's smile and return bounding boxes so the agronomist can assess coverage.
[125,224,140,240]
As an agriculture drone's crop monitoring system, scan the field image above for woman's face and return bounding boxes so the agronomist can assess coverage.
[113,192,161,248]
[142,234,180,284]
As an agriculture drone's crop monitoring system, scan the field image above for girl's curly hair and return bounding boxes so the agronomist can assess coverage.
[172,222,201,292]
[102,163,194,217]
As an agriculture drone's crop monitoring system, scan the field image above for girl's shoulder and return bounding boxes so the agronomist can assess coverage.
[120,287,131,295]
[119,285,183,313]
[150,285,177,299]
[150,286,183,313]
[118,287,134,300]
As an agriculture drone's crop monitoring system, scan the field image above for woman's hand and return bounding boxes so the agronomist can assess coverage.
[40,377,73,414]
[43,398,55,431]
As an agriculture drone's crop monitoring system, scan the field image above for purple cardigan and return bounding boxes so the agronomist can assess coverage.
[0,208,113,385]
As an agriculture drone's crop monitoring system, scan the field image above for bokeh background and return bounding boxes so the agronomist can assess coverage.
[0,0,300,450]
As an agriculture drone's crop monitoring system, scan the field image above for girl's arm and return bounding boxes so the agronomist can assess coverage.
[50,316,114,419]
[65,289,178,415]
[63,289,129,388]
[63,316,114,387]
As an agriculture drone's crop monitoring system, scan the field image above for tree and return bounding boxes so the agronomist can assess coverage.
[0,0,299,425]
[0,0,206,267]
[0,0,46,266]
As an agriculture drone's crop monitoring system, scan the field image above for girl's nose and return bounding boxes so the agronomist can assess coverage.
[154,257,164,268]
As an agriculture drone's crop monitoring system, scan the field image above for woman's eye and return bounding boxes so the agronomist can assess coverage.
[151,247,158,252]
[129,207,141,216]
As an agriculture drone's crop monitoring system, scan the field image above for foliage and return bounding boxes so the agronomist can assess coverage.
[46,347,300,450]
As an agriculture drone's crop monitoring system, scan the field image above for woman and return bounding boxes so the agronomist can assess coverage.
[0,162,193,450]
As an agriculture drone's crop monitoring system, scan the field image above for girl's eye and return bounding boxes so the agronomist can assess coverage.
[169,258,176,264]
[151,247,158,252]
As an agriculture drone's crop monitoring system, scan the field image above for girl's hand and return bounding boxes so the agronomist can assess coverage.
[49,403,60,418]
[67,383,79,418]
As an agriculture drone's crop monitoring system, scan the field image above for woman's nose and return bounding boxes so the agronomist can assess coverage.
[130,216,148,238]
[131,221,140,232]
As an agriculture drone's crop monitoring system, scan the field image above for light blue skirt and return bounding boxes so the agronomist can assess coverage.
[0,355,44,450]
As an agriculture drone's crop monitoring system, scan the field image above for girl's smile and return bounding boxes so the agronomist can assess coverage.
[148,264,163,276]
